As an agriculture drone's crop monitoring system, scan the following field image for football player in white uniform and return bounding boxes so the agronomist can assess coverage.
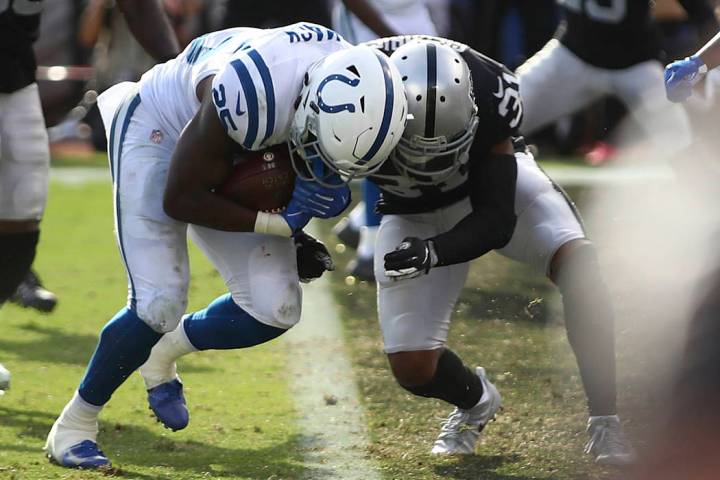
[365,37,633,465]
[1,0,180,390]
[44,23,407,469]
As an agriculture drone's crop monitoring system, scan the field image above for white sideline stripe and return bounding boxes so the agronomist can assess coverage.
[50,167,108,185]
[283,271,380,480]
[50,164,675,187]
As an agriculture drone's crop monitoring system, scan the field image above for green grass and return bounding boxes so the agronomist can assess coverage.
[0,165,656,480]
[0,180,305,479]
[321,215,635,480]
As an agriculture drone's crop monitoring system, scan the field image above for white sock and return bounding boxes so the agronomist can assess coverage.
[46,391,102,455]
[348,202,366,230]
[139,317,197,389]
[357,225,378,259]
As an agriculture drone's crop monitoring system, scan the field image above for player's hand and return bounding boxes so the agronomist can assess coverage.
[292,177,351,219]
[280,198,312,235]
[665,56,706,103]
[294,231,335,283]
[384,237,438,281]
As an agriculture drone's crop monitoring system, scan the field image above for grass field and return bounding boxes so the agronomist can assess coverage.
[0,181,305,479]
[0,162,661,479]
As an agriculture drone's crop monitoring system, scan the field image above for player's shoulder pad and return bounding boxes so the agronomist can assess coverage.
[364,35,470,56]
[210,52,275,151]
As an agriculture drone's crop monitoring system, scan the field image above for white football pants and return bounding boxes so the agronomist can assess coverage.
[99,82,301,333]
[517,39,692,156]
[0,83,50,220]
[375,150,585,353]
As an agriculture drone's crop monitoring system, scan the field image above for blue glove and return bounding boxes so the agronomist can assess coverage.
[292,177,351,219]
[280,197,312,234]
[665,56,706,103]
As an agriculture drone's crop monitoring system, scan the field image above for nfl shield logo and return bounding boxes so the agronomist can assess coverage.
[150,129,164,144]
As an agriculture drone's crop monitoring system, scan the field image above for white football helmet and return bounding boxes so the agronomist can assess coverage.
[288,45,408,186]
[389,41,479,184]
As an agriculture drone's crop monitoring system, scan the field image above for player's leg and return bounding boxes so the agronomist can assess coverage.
[376,205,501,455]
[46,93,191,468]
[516,39,605,135]
[498,150,633,465]
[0,84,50,308]
[0,84,50,393]
[612,60,692,158]
[346,180,382,281]
[140,225,299,429]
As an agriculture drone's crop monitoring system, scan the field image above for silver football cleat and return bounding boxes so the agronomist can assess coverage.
[431,367,502,455]
[585,415,635,466]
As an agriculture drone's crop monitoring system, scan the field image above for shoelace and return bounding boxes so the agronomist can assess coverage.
[437,409,475,439]
[585,421,629,455]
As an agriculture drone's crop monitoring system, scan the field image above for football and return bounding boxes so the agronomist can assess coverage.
[218,144,296,212]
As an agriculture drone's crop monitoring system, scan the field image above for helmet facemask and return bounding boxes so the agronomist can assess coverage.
[392,116,478,184]
[389,40,478,186]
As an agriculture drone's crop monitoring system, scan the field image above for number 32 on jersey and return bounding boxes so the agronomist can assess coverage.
[560,0,627,24]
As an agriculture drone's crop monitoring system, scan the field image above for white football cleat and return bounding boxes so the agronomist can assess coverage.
[431,367,502,455]
[585,415,635,466]
[45,393,108,468]
[0,363,10,392]
[45,417,109,468]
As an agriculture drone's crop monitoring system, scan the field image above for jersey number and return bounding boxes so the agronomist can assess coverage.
[0,0,43,15]
[494,73,522,129]
[560,0,627,24]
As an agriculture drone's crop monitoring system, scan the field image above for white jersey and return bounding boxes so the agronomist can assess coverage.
[138,23,351,147]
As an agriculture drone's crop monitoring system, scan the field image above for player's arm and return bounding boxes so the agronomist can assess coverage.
[342,0,400,38]
[384,139,517,278]
[163,77,264,232]
[665,0,720,101]
[679,0,720,68]
[429,138,517,265]
[116,0,180,62]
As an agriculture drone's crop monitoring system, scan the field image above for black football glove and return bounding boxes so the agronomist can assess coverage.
[294,231,335,283]
[383,237,438,281]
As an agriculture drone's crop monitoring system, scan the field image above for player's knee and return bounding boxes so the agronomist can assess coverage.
[388,350,439,388]
[136,291,188,333]
[550,239,598,287]
[247,280,302,329]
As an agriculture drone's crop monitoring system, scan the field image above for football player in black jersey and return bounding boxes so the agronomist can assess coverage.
[0,0,179,392]
[518,0,716,159]
[367,36,633,465]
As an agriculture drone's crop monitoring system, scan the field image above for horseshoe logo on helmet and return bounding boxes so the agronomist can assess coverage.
[316,74,360,114]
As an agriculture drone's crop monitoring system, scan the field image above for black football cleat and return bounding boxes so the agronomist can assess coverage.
[11,269,58,313]
[332,217,360,250]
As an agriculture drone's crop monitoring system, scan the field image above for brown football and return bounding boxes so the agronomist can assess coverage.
[219,144,296,212]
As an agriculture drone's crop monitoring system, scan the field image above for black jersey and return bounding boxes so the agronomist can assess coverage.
[0,0,43,93]
[364,35,522,215]
[557,0,715,70]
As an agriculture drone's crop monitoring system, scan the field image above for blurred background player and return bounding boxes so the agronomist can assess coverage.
[330,0,440,281]
[517,0,717,164]
[0,0,180,392]
[0,0,51,389]
[44,23,405,468]
[366,37,632,464]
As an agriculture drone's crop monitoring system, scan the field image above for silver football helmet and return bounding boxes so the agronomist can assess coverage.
[389,41,478,184]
